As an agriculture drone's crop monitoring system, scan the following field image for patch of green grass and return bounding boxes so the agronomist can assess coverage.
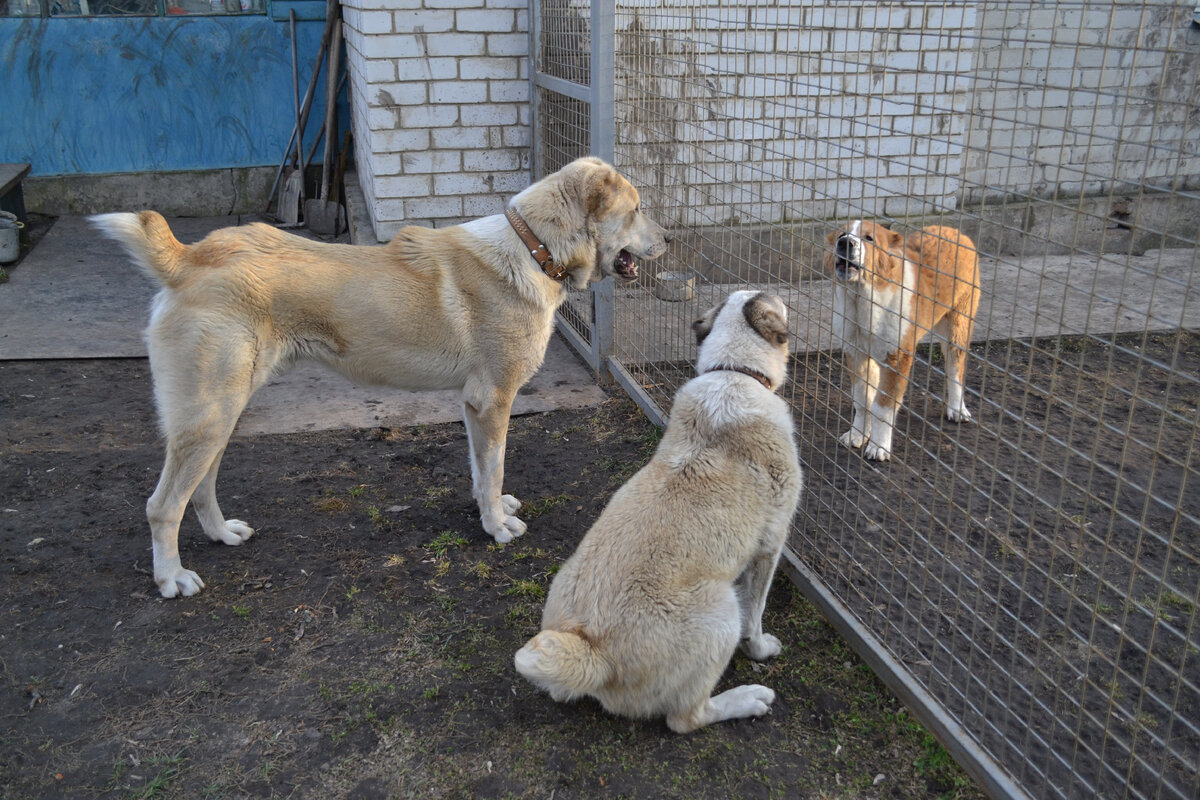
[348,679,391,698]
[423,486,453,508]
[1161,591,1193,612]
[509,547,553,563]
[348,485,366,498]
[504,579,546,600]
[427,530,469,557]
[520,492,573,521]
[504,603,539,630]
[231,604,250,620]
[129,752,184,800]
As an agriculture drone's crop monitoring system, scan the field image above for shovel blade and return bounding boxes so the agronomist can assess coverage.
[304,198,345,235]
[278,168,303,227]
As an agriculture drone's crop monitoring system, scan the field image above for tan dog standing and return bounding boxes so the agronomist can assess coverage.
[516,291,803,733]
[92,157,669,598]
[826,221,981,461]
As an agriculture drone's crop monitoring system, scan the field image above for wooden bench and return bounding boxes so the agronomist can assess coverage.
[0,163,31,221]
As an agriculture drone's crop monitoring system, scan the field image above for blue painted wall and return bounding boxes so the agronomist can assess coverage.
[0,5,337,178]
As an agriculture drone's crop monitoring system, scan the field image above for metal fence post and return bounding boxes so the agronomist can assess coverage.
[590,0,616,377]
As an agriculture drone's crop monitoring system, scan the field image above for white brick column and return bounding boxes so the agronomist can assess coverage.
[341,0,531,240]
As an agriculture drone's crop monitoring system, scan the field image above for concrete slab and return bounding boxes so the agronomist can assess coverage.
[0,214,607,435]
[602,248,1200,364]
[0,215,235,359]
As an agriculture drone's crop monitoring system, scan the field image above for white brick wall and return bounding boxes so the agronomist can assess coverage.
[963,1,1200,206]
[342,0,531,240]
[605,1,975,225]
[344,0,1198,239]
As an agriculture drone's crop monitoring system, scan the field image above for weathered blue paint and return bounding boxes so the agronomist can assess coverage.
[0,12,337,178]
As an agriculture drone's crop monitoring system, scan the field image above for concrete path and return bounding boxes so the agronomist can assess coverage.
[0,211,607,436]
[609,249,1200,363]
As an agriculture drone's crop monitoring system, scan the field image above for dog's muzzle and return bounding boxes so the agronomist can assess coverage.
[833,234,862,281]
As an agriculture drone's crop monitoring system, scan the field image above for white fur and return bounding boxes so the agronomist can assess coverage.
[833,261,913,455]
[92,158,669,598]
[515,291,803,733]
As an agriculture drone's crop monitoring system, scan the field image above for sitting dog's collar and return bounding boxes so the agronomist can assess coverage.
[706,365,774,391]
[505,206,566,282]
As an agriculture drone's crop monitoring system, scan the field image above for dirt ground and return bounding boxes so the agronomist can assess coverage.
[0,357,982,799]
[788,331,1200,800]
[625,329,1200,799]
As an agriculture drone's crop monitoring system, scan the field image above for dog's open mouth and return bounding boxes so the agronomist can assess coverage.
[614,250,638,281]
[834,256,860,281]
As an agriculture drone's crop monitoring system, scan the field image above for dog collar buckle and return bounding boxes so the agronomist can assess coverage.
[506,206,566,282]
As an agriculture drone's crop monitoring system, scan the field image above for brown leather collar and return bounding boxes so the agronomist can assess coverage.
[505,206,566,282]
[707,365,774,391]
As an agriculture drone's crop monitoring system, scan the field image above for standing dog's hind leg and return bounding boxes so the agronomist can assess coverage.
[191,445,255,546]
[148,426,239,598]
[147,361,257,598]
[941,311,975,423]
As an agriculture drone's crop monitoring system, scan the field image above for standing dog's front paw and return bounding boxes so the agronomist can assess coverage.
[862,442,892,461]
[500,494,522,516]
[838,429,867,449]
[743,633,782,661]
[946,405,974,424]
[484,511,527,544]
[157,566,205,599]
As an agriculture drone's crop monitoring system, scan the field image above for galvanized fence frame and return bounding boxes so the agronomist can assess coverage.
[530,2,1200,799]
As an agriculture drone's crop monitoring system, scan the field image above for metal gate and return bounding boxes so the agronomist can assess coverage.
[531,2,1200,799]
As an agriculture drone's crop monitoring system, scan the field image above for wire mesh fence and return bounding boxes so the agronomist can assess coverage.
[533,1,1200,798]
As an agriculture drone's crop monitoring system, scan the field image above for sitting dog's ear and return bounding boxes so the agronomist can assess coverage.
[692,298,727,345]
[743,293,789,347]
[692,307,717,345]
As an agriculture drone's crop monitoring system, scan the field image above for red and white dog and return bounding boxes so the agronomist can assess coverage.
[826,221,981,461]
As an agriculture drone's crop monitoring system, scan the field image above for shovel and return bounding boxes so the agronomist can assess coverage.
[277,9,305,227]
[305,18,344,235]
[264,0,340,217]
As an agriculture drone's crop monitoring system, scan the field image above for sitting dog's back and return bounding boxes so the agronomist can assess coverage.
[517,290,802,733]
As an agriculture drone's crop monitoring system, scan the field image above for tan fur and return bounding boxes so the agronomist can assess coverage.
[516,291,802,733]
[91,157,668,598]
[825,221,981,461]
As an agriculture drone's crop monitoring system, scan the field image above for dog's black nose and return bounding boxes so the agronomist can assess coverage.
[835,235,853,258]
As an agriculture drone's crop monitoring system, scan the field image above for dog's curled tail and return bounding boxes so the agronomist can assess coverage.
[515,629,612,701]
[90,211,186,289]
